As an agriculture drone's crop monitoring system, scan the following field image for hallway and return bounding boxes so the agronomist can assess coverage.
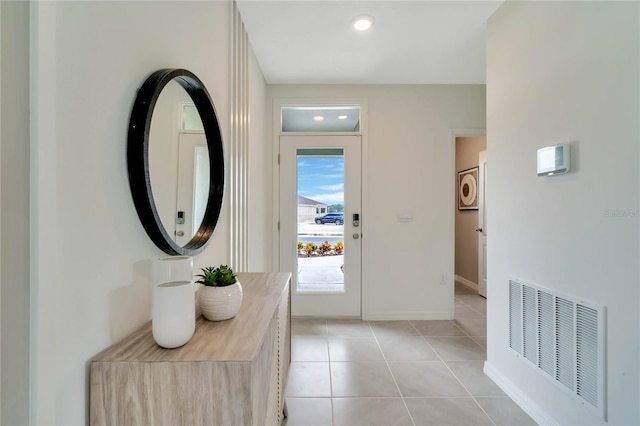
[283,283,536,425]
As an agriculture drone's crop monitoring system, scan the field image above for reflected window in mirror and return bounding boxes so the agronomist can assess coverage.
[181,104,204,131]
[128,69,224,256]
[148,81,210,247]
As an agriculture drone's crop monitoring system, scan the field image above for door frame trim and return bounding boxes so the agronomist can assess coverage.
[272,98,369,316]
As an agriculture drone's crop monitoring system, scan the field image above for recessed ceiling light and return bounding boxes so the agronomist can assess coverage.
[313,115,324,121]
[338,115,348,120]
[353,15,374,32]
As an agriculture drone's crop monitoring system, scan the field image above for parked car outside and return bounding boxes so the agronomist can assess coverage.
[315,213,344,225]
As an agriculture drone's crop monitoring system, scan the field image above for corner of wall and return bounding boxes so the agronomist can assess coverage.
[483,361,559,426]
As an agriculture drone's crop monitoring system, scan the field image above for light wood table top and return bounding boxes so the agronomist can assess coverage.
[92,272,291,363]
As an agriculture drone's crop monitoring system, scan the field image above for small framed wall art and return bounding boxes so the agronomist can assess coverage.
[458,167,479,210]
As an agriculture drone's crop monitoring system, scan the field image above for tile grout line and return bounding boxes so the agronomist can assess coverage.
[468,335,486,349]
[454,298,485,318]
[403,317,497,426]
[406,319,482,412]
[410,319,497,426]
[453,291,488,349]
[451,291,498,426]
[367,321,417,426]
[324,320,336,426]
[454,287,486,318]
[289,289,494,425]
[287,320,334,424]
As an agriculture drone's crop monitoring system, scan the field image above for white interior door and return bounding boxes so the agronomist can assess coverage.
[477,150,487,298]
[175,132,208,246]
[279,135,362,317]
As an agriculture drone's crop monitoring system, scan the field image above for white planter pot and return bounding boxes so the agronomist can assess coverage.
[152,281,196,348]
[199,282,243,321]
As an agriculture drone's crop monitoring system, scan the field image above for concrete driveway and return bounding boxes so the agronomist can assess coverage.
[297,254,344,291]
[296,221,345,291]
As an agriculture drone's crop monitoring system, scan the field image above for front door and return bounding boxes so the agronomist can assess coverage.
[175,132,209,246]
[279,135,362,316]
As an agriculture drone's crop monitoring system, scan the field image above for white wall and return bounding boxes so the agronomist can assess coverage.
[248,46,271,271]
[485,2,639,425]
[268,85,486,319]
[0,3,2,415]
[1,1,30,424]
[27,1,265,423]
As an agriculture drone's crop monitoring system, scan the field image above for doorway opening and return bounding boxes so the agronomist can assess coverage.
[454,136,487,298]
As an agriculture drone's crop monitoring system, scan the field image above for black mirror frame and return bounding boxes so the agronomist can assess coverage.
[127,69,224,256]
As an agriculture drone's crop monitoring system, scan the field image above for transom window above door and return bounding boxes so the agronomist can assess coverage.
[181,103,204,131]
[281,106,360,132]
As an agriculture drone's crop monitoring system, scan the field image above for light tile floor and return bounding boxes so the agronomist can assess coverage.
[283,282,536,426]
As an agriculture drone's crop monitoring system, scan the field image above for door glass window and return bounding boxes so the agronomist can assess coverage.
[192,145,210,236]
[296,148,345,292]
[181,104,204,131]
[282,106,360,132]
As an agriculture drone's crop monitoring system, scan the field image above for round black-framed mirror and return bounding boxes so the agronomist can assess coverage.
[127,68,224,256]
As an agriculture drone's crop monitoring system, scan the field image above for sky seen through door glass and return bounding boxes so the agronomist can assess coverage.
[297,156,344,205]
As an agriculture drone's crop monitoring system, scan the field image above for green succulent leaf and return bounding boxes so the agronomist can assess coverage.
[195,265,237,287]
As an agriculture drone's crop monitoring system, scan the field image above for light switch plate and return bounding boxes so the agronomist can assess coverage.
[397,211,413,222]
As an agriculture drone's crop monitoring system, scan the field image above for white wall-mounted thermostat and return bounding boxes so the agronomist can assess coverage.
[537,143,570,176]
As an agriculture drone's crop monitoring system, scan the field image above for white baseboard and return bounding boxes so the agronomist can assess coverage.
[363,310,453,321]
[484,361,558,426]
[291,311,454,321]
[291,315,360,319]
[455,275,478,291]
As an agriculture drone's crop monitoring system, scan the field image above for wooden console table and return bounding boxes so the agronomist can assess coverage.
[90,272,291,426]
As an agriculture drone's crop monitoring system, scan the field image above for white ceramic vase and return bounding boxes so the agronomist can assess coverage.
[152,280,196,348]
[153,256,193,283]
[198,281,243,321]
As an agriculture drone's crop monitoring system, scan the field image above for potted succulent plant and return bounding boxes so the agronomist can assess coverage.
[196,265,243,321]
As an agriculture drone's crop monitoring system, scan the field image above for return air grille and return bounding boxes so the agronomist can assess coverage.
[508,279,606,420]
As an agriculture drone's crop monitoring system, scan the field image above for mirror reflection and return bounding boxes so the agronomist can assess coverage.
[148,80,209,245]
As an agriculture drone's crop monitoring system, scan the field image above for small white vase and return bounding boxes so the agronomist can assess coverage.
[198,282,243,321]
[152,280,196,348]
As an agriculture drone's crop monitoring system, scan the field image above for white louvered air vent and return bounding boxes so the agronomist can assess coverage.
[508,279,606,420]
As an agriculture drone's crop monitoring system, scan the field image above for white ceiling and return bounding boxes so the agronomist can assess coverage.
[236,0,503,85]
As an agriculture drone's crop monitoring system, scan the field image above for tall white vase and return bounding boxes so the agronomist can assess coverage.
[152,280,196,348]
[153,255,193,284]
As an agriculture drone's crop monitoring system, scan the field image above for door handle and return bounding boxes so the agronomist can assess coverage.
[475,228,483,232]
